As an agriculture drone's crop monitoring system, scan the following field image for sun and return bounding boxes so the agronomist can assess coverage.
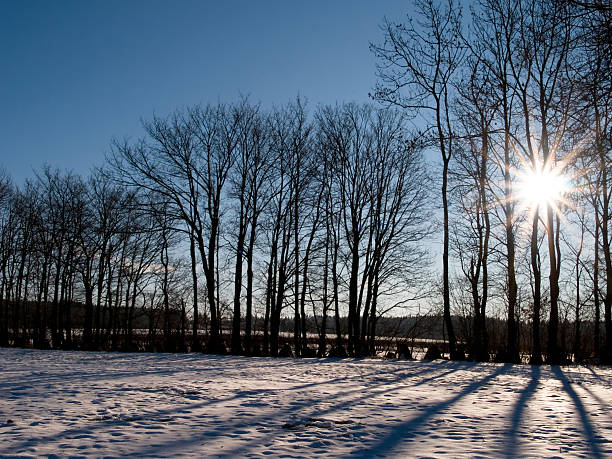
[517,162,568,211]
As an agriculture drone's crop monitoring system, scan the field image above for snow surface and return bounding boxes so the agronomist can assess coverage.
[1,348,611,458]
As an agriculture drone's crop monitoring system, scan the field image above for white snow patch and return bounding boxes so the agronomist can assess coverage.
[1,348,611,457]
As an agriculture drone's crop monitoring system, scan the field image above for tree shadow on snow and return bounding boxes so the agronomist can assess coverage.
[502,365,540,458]
[3,359,442,455]
[552,366,604,459]
[134,362,467,457]
[353,363,511,458]
[579,384,612,424]
[585,365,612,388]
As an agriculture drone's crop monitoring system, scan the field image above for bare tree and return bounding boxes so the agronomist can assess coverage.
[372,0,466,359]
[318,104,375,356]
[451,56,498,361]
[573,0,612,361]
[111,103,246,353]
[471,0,523,363]
[511,0,574,364]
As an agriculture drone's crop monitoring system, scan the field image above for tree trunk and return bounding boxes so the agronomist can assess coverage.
[530,212,543,364]
[231,203,246,355]
[189,230,200,351]
[245,216,257,355]
[442,156,457,358]
[594,220,601,358]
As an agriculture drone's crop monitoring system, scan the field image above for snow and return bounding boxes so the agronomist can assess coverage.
[1,348,611,457]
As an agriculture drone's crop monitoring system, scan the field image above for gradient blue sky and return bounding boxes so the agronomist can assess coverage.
[1,0,410,183]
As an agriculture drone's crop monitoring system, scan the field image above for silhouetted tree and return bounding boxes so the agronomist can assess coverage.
[372,0,465,359]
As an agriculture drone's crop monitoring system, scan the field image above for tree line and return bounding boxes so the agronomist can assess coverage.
[0,101,431,357]
[1,0,611,364]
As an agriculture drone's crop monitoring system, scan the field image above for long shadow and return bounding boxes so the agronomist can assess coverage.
[585,365,612,388]
[127,362,467,457]
[0,349,227,390]
[282,363,466,423]
[552,366,604,459]
[213,363,488,458]
[259,360,456,396]
[354,363,511,458]
[0,352,402,392]
[6,348,457,388]
[502,365,540,458]
[579,384,612,424]
[0,366,213,393]
[3,358,442,455]
[0,348,453,390]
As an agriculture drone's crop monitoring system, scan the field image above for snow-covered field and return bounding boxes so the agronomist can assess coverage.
[1,349,611,458]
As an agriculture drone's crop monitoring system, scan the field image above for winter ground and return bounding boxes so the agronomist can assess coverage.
[1,349,611,458]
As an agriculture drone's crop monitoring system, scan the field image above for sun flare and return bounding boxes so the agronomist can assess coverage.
[517,164,568,210]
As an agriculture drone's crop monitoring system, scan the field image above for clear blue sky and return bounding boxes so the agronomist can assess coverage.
[0,0,410,183]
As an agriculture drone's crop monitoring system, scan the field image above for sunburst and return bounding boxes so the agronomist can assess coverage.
[516,159,570,215]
